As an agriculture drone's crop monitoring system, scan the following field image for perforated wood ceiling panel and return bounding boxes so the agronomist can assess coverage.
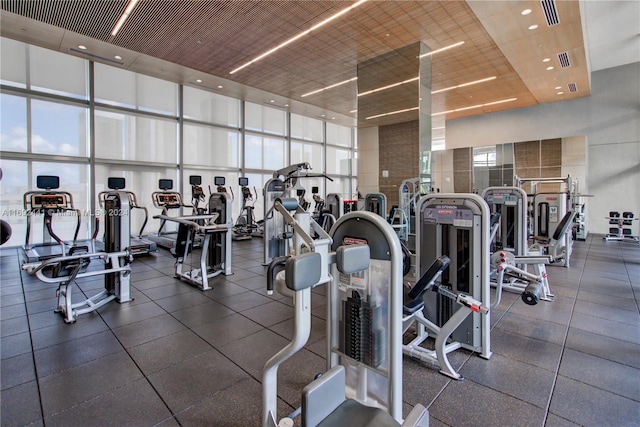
[1,0,589,127]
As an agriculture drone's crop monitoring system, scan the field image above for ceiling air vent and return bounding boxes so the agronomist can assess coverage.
[568,83,578,93]
[557,52,571,68]
[540,0,560,26]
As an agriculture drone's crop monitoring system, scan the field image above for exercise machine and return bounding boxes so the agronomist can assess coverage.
[0,168,12,246]
[234,177,259,241]
[189,175,207,215]
[22,190,133,323]
[149,179,195,250]
[325,193,358,220]
[22,175,98,262]
[528,210,576,268]
[262,205,429,426]
[402,193,492,379]
[97,177,157,256]
[154,188,232,291]
[363,192,387,218]
[262,162,333,265]
[482,186,528,255]
[604,211,639,244]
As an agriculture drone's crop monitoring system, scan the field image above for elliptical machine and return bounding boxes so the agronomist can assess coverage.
[233,177,259,241]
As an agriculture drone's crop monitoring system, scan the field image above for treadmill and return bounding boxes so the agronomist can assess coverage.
[22,175,98,262]
[97,177,157,256]
[148,179,191,250]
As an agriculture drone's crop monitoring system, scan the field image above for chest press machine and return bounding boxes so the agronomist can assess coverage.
[22,191,133,323]
[262,200,429,427]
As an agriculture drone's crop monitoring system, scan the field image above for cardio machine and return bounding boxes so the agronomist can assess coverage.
[149,179,199,250]
[262,202,429,427]
[233,177,259,241]
[97,177,157,256]
[22,190,133,323]
[22,175,98,262]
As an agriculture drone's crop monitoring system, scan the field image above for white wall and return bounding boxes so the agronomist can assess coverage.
[445,62,640,235]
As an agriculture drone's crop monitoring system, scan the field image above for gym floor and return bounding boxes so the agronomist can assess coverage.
[1,235,639,427]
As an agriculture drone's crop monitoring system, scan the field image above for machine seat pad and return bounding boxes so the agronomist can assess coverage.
[403,298,425,315]
[317,399,400,427]
[407,255,451,300]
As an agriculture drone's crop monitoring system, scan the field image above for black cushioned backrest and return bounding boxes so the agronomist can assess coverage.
[552,211,576,240]
[408,255,450,300]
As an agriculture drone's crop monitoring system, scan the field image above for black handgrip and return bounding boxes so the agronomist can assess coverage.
[267,255,290,293]
[407,255,450,301]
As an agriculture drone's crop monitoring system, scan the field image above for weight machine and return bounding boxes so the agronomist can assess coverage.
[263,206,429,427]
[22,190,133,323]
[149,179,197,250]
[402,193,492,379]
[234,177,259,241]
[97,177,157,256]
[604,211,639,245]
[363,192,387,218]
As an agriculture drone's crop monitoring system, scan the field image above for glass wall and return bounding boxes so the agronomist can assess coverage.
[0,37,356,248]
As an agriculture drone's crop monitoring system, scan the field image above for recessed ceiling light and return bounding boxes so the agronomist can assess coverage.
[331,117,336,120]
[557,91,564,95]
[542,58,551,63]
[269,100,275,103]
[285,104,290,107]
[110,0,140,37]
[555,86,562,90]
[78,45,87,50]
[114,55,122,60]
[529,24,539,30]
[196,79,202,83]
[217,85,223,89]
[321,114,326,117]
[521,9,532,15]
[546,66,554,70]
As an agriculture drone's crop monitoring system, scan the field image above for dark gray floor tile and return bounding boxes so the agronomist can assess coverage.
[544,413,581,426]
[30,314,109,350]
[494,312,568,346]
[215,290,273,312]
[141,282,193,300]
[98,299,166,329]
[1,314,29,337]
[489,328,563,372]
[205,279,251,299]
[34,330,123,378]
[23,286,57,303]
[269,314,326,344]
[559,348,640,401]
[1,292,24,307]
[175,377,292,427]
[549,376,640,427]
[241,300,294,327]
[271,347,326,409]
[1,331,32,359]
[576,289,639,311]
[1,302,27,320]
[131,268,168,282]
[0,380,43,427]
[429,378,545,427]
[132,274,182,291]
[147,349,249,414]
[170,300,235,328]
[507,294,575,326]
[219,328,289,378]
[565,327,640,369]
[192,313,264,349]
[26,296,63,315]
[574,299,639,325]
[460,352,555,408]
[129,329,214,376]
[233,274,267,291]
[402,357,453,407]
[1,352,36,390]
[225,268,260,282]
[154,290,212,312]
[570,311,640,344]
[0,284,24,296]
[45,378,173,427]
[39,351,143,417]
[113,313,186,348]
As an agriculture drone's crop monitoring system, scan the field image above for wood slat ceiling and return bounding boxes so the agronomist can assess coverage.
[0,0,589,128]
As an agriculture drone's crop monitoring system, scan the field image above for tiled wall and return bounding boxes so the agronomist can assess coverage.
[378,120,419,207]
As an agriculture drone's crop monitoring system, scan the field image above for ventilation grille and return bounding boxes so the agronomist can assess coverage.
[557,52,571,68]
[567,83,578,93]
[540,0,560,26]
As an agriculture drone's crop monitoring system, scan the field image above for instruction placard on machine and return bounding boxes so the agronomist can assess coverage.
[423,204,474,227]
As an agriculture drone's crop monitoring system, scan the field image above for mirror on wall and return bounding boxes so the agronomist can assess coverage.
[472,143,513,193]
